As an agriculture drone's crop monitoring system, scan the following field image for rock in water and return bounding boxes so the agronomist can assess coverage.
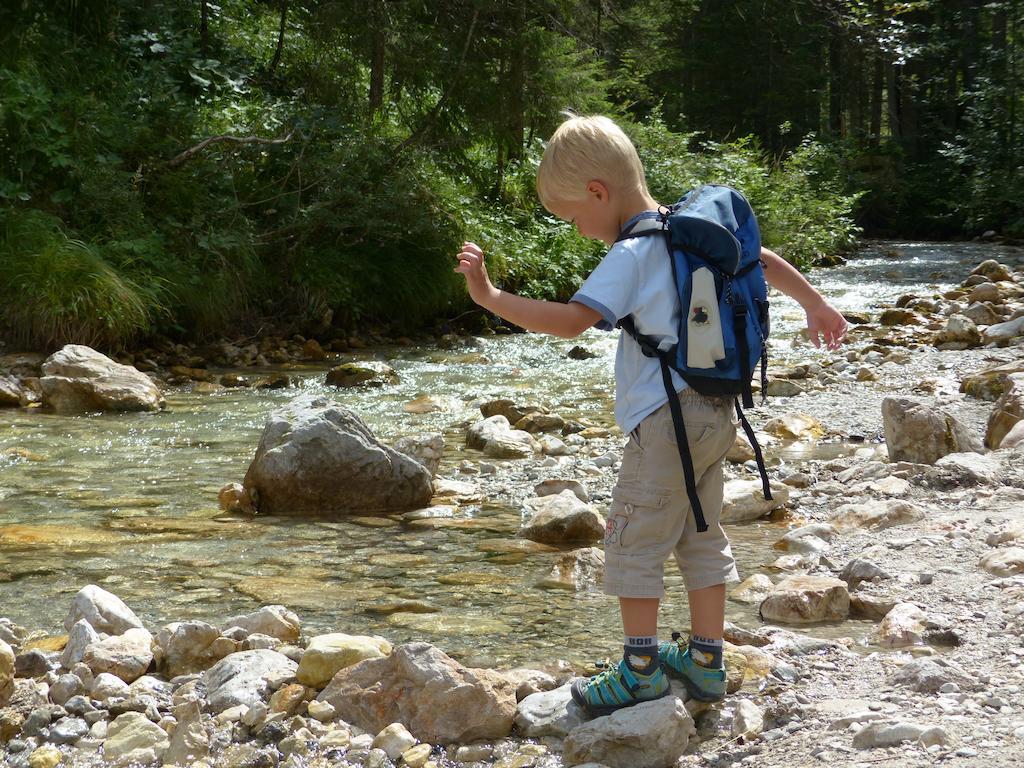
[562,695,696,768]
[317,642,515,744]
[242,396,433,515]
[881,396,983,464]
[519,491,605,544]
[720,479,790,523]
[40,344,164,413]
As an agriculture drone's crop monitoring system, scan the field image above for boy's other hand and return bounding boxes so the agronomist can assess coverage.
[805,301,848,350]
[455,241,497,306]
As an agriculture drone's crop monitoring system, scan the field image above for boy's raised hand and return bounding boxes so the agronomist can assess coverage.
[805,301,849,350]
[455,241,497,306]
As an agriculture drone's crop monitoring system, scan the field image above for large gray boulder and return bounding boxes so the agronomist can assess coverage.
[242,396,433,515]
[881,397,983,464]
[317,642,516,745]
[40,345,164,413]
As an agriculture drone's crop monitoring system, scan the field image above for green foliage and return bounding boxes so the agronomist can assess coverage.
[0,211,163,349]
[0,0,883,351]
[630,120,862,269]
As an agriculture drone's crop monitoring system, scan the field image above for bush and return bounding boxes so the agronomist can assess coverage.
[0,211,163,350]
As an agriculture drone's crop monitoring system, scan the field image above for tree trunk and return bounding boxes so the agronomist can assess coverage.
[886,62,901,141]
[828,28,843,137]
[368,0,386,114]
[870,50,883,147]
[200,0,209,56]
[269,0,288,76]
[506,0,526,163]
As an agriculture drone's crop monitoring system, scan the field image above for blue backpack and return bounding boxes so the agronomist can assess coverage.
[616,184,772,532]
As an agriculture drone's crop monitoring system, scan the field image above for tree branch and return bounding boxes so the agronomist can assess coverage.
[167,130,297,168]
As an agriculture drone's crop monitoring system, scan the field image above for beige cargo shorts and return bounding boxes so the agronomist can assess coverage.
[603,389,740,597]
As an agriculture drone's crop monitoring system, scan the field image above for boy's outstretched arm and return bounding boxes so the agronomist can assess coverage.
[761,247,848,350]
[455,241,600,338]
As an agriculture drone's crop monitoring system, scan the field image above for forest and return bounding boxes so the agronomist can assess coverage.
[0,0,1020,349]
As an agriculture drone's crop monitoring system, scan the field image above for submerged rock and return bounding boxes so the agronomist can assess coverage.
[325,361,398,388]
[40,345,164,413]
[242,396,433,515]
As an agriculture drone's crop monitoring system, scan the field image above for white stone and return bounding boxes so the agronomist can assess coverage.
[731,699,764,739]
[221,605,301,642]
[0,639,13,706]
[202,649,297,713]
[372,722,417,760]
[91,672,131,703]
[83,627,154,683]
[64,585,144,635]
[721,479,790,523]
[102,710,170,766]
[759,575,850,624]
[466,415,540,459]
[61,619,101,668]
[514,683,586,737]
[979,547,1024,577]
[830,500,925,532]
[297,633,392,689]
[852,720,951,749]
[41,345,164,413]
[874,603,927,647]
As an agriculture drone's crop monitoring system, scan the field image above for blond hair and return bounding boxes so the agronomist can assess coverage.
[536,115,649,207]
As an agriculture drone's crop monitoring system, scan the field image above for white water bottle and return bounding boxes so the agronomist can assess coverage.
[686,267,726,369]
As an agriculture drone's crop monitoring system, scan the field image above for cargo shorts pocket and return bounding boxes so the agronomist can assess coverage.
[604,485,668,556]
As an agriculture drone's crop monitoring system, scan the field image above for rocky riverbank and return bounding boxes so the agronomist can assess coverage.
[1,247,1024,768]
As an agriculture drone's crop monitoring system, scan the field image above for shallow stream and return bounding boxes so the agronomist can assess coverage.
[0,241,1015,671]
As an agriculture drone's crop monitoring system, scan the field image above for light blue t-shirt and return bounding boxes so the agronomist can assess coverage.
[570,227,686,434]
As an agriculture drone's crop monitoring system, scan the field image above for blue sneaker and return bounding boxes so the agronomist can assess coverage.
[570,657,670,717]
[658,632,727,702]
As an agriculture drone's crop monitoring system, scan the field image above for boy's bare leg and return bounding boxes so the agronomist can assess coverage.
[688,584,726,639]
[619,596,659,636]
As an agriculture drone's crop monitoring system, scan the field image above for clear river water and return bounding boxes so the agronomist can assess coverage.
[0,240,1014,672]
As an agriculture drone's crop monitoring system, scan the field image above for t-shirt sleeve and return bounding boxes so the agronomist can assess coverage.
[570,243,641,331]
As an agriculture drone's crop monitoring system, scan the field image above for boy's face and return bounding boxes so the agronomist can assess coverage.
[547,182,618,246]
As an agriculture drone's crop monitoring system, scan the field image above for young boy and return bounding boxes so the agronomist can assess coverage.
[455,115,848,715]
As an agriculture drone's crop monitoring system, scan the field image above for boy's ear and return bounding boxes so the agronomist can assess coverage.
[586,180,610,202]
